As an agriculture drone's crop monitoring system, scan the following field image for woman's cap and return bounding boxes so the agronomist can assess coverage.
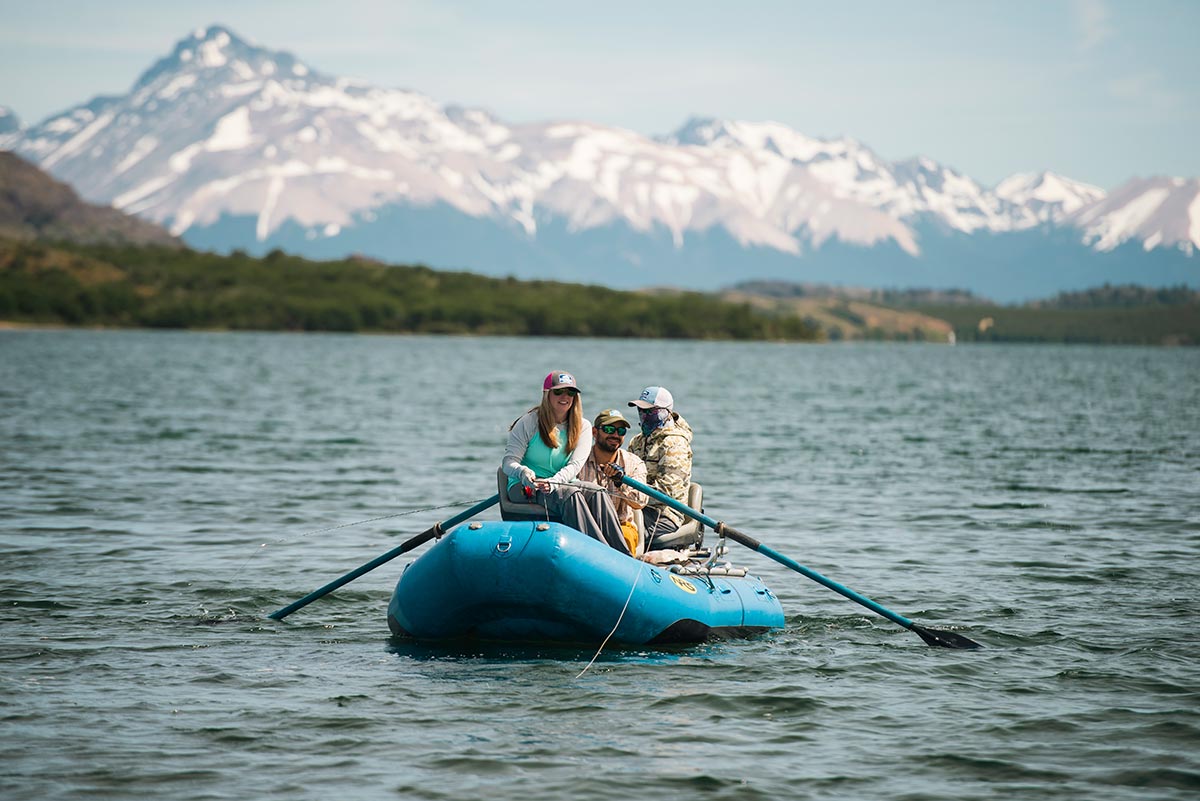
[593,409,630,428]
[543,371,581,392]
[628,386,673,410]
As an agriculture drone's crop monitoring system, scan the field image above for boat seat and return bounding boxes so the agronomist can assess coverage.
[497,468,562,523]
[647,482,704,551]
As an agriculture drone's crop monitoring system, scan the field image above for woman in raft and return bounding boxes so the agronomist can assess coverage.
[501,371,629,554]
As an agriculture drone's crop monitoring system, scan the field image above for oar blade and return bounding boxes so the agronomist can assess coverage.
[912,624,982,650]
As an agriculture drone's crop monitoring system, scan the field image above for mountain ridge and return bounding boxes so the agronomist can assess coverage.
[1,24,1196,300]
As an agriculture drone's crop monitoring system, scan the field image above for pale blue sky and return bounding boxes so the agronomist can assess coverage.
[1,0,1196,190]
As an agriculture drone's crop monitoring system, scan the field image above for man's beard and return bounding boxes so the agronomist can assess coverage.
[595,440,618,454]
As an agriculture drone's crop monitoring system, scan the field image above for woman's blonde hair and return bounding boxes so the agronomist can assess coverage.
[536,389,582,450]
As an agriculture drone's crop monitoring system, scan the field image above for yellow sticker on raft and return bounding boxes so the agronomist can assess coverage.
[669,574,697,594]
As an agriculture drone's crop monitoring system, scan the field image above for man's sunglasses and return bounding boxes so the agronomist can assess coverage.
[599,424,628,435]
[551,387,579,397]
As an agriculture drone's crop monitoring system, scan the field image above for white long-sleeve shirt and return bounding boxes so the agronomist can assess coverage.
[501,410,592,488]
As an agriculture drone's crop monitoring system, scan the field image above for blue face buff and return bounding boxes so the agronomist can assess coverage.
[638,407,671,436]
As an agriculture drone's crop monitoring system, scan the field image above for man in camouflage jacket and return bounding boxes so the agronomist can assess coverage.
[628,386,693,543]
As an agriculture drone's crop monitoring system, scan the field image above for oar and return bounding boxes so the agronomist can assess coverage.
[616,474,981,649]
[268,494,499,621]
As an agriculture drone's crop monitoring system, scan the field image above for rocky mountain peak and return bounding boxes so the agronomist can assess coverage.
[0,105,20,135]
[132,25,316,93]
[2,23,1195,298]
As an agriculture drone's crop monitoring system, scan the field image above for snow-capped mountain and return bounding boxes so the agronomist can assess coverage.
[1070,177,1200,256]
[0,106,20,135]
[661,118,1023,240]
[994,171,1105,223]
[2,25,1196,299]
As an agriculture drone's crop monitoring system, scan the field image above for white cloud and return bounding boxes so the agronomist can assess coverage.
[1073,0,1113,51]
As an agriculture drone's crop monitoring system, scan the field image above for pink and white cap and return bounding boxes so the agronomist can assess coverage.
[628,386,674,410]
[543,371,581,392]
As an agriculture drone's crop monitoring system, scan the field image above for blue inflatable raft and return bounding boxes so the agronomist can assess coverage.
[387,520,785,645]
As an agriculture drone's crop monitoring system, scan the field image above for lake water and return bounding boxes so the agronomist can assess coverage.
[2,330,1198,800]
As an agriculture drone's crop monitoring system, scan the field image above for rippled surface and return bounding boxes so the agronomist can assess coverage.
[2,330,1198,800]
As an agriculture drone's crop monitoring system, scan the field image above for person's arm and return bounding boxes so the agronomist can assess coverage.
[608,452,648,509]
[626,456,649,508]
[501,413,537,486]
[549,425,593,484]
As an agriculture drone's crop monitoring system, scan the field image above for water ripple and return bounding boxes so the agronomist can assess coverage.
[2,333,1198,801]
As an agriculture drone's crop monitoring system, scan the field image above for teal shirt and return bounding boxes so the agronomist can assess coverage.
[507,424,571,490]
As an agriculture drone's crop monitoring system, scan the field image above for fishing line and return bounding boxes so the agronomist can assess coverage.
[199,496,493,621]
[575,564,641,679]
[533,478,639,502]
[223,496,495,587]
[521,476,645,674]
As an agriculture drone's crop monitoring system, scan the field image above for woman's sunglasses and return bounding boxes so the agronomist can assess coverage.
[551,387,579,397]
[598,424,628,435]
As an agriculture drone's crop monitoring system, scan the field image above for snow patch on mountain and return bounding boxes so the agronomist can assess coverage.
[208,106,254,151]
[1071,177,1200,255]
[4,24,1196,272]
[1089,187,1169,251]
[995,171,1105,222]
[1189,193,1200,252]
[114,135,160,175]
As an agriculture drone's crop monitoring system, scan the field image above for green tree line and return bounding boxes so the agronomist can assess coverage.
[917,303,1199,345]
[0,240,819,341]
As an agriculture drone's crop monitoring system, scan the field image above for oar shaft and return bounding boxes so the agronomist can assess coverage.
[268,494,499,621]
[616,474,916,629]
[722,530,915,629]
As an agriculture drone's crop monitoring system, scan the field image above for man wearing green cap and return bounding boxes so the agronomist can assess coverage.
[579,409,649,556]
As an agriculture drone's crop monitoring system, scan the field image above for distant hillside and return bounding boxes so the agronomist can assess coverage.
[730,280,990,306]
[0,240,819,340]
[722,282,967,341]
[1027,283,1199,309]
[913,303,1198,346]
[0,151,180,247]
[732,279,1199,345]
[719,288,955,342]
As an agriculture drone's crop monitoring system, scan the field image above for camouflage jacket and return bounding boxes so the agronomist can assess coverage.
[628,413,693,527]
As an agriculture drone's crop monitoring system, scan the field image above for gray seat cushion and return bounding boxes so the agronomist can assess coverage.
[496,467,561,522]
[647,482,704,550]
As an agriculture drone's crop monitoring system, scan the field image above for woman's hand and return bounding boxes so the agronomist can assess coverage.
[520,466,538,488]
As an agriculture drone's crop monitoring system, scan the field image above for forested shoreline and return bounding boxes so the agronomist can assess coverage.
[0,240,819,340]
[2,239,1195,344]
